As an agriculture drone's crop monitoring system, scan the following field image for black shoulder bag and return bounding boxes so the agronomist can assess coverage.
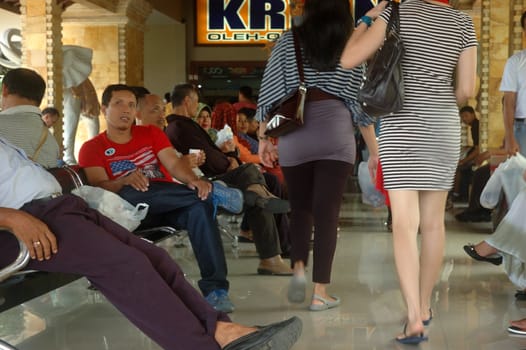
[264,28,306,138]
[357,0,405,117]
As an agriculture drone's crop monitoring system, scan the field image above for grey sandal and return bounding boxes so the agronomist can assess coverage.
[287,275,306,303]
[309,294,341,311]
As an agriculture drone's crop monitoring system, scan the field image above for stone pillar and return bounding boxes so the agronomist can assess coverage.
[511,1,525,53]
[116,0,152,85]
[19,0,64,146]
[478,0,491,151]
[484,0,512,148]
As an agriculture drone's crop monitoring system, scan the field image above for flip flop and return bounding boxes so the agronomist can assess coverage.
[308,294,341,311]
[508,326,526,336]
[423,309,433,326]
[396,324,428,345]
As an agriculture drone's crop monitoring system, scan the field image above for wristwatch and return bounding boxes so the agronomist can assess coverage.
[357,15,373,28]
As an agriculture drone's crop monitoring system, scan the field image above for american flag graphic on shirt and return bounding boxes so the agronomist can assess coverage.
[109,147,165,180]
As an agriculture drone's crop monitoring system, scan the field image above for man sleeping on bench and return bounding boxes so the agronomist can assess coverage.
[0,135,302,350]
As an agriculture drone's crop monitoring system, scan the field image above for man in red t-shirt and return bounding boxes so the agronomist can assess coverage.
[79,84,236,313]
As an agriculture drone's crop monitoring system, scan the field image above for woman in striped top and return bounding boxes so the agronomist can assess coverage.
[256,0,378,312]
[341,0,477,343]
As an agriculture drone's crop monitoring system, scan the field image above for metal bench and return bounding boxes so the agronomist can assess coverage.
[0,165,183,350]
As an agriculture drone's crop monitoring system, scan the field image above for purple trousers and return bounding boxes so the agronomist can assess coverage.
[0,195,230,350]
[282,160,352,284]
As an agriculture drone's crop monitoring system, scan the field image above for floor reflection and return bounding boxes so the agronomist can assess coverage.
[0,187,524,349]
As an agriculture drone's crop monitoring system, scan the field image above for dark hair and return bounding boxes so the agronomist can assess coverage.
[130,86,150,100]
[101,84,137,106]
[164,92,171,102]
[297,0,353,71]
[239,86,253,100]
[238,107,256,120]
[459,105,475,114]
[42,107,60,116]
[522,11,526,30]
[3,68,46,105]
[171,83,196,107]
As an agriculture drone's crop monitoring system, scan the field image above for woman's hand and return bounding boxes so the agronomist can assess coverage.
[365,0,389,20]
[368,154,379,183]
[258,139,278,168]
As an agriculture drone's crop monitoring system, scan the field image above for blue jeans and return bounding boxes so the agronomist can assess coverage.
[119,182,228,297]
[515,122,526,156]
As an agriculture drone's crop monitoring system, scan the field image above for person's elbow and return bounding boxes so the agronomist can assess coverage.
[340,56,353,69]
[456,84,476,105]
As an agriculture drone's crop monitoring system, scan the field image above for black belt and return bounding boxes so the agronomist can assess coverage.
[515,118,526,123]
[307,88,341,102]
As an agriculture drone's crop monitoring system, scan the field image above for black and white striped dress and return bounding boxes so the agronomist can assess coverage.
[378,0,477,190]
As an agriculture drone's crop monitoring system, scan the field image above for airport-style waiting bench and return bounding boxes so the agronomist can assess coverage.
[0,165,182,350]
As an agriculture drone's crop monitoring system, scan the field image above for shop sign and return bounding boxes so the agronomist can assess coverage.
[196,0,291,45]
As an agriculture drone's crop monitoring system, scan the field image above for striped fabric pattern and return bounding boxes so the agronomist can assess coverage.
[378,0,478,190]
[256,30,369,125]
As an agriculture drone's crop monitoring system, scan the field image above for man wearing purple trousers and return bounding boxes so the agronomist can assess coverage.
[0,135,302,349]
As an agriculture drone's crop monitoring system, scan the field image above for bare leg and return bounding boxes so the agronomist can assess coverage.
[388,190,424,338]
[293,260,306,276]
[418,190,448,322]
[312,282,338,305]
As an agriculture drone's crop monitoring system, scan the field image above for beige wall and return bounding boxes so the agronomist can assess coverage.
[144,20,186,96]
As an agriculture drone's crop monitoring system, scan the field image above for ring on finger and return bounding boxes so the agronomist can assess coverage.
[33,241,42,247]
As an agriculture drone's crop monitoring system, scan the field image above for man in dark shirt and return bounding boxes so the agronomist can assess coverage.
[165,84,292,276]
[452,105,480,202]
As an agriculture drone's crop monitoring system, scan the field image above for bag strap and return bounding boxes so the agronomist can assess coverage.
[291,28,305,84]
[386,0,401,35]
[31,124,49,162]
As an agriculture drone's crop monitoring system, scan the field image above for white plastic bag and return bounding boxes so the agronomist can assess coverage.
[480,154,526,209]
[215,124,234,147]
[72,185,149,231]
[357,161,385,207]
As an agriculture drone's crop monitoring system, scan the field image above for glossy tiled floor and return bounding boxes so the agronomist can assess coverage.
[2,187,526,349]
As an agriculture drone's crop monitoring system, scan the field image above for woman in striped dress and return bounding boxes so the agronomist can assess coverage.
[256,0,377,312]
[341,0,477,343]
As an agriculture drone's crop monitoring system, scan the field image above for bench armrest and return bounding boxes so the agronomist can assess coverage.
[0,230,30,283]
